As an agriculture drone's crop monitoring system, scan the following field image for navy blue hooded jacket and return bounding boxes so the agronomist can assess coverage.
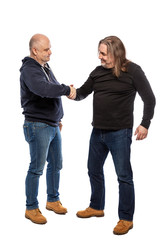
[20,57,70,126]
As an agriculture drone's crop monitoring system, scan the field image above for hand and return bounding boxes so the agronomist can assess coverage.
[134,125,148,140]
[68,85,76,100]
[59,122,63,131]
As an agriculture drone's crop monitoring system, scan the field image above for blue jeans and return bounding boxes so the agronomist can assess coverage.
[23,121,62,210]
[88,128,135,221]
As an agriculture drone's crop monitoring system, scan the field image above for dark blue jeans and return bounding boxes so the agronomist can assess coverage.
[88,128,135,221]
[23,121,62,210]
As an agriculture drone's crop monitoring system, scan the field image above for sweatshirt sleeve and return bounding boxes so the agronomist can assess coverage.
[22,67,70,98]
[75,74,94,101]
[132,65,156,129]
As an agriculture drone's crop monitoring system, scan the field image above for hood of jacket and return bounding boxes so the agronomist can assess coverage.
[20,57,41,72]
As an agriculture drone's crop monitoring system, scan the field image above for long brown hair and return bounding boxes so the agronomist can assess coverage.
[98,36,130,77]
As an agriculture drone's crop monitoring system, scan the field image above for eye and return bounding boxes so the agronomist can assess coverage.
[99,50,106,55]
[100,52,107,56]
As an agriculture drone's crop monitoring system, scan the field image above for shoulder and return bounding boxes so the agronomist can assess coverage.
[127,61,140,71]
[124,62,146,82]
[90,65,102,74]
[23,63,43,75]
[127,61,143,75]
[90,65,111,78]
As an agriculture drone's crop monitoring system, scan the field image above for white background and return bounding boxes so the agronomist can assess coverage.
[0,0,159,239]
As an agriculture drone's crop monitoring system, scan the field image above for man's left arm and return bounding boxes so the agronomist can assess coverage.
[133,66,156,140]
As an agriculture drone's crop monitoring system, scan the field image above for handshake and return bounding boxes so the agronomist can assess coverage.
[68,85,76,100]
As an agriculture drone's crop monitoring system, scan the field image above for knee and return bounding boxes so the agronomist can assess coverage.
[118,174,133,185]
[55,165,62,172]
[47,162,62,173]
[28,163,45,176]
[28,168,44,176]
[88,169,104,180]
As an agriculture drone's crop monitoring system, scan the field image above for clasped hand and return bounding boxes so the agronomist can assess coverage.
[68,85,76,100]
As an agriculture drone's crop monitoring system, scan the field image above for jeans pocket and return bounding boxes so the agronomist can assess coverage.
[126,128,133,144]
[23,124,34,143]
[127,128,133,138]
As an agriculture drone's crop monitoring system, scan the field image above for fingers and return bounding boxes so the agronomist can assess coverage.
[67,85,76,100]
[135,132,146,140]
[134,125,148,140]
[59,122,63,131]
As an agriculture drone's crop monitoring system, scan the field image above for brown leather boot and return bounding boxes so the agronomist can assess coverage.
[113,220,133,235]
[25,209,47,224]
[46,201,67,214]
[76,207,104,218]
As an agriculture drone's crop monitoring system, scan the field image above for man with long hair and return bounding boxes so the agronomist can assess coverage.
[68,36,155,235]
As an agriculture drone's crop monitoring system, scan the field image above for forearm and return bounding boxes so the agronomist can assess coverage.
[133,66,156,128]
[140,97,156,129]
[74,77,94,101]
[75,88,89,101]
[23,71,70,98]
[39,82,70,98]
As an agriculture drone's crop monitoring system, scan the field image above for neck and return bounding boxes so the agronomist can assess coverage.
[30,54,45,66]
[102,64,114,69]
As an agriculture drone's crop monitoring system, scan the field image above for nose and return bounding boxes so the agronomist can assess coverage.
[98,53,102,59]
[48,49,52,55]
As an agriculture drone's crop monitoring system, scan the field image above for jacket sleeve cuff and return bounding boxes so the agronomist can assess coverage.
[61,84,70,96]
[66,86,70,96]
[140,119,151,129]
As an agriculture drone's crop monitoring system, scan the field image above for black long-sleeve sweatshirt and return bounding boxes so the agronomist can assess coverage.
[20,57,70,126]
[75,62,156,130]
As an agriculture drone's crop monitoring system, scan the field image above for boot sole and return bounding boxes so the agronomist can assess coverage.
[113,225,133,235]
[25,214,47,224]
[76,213,104,218]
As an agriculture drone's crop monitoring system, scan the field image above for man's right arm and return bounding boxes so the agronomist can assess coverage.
[22,68,71,98]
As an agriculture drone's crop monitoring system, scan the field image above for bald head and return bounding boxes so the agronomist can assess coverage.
[29,34,50,51]
[29,34,52,66]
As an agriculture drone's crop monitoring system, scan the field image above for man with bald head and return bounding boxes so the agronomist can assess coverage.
[20,34,75,224]
[29,34,52,66]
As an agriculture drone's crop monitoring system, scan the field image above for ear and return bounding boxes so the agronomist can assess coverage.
[32,48,37,56]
